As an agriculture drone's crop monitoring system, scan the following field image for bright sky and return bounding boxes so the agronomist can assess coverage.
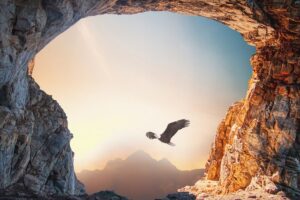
[34,12,255,172]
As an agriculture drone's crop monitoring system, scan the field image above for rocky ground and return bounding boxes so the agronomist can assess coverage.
[177,179,292,200]
[0,191,128,200]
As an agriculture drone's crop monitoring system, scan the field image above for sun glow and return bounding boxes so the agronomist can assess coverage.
[34,12,254,172]
[77,21,111,79]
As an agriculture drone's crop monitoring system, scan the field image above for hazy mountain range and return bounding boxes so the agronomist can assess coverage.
[77,150,204,200]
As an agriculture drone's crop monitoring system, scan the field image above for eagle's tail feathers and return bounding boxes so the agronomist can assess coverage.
[168,142,175,146]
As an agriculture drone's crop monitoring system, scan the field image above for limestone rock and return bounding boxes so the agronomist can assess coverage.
[0,191,126,200]
[0,77,85,196]
[206,43,300,197]
[178,179,288,200]
[205,102,244,181]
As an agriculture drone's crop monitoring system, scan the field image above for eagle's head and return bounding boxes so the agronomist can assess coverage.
[146,132,158,139]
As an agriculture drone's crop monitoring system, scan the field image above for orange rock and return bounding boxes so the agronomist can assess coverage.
[277,86,288,96]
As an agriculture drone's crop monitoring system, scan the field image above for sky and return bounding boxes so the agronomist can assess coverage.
[34,12,255,172]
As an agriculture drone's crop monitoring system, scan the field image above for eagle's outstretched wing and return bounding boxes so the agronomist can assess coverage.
[160,119,190,143]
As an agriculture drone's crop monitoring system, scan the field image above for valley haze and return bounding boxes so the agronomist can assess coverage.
[78,150,204,200]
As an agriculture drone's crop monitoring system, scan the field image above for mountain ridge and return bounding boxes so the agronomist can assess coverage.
[78,151,204,200]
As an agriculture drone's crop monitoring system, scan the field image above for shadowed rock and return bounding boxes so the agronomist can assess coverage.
[156,192,196,200]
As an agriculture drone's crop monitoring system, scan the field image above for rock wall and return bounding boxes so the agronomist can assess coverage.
[0,0,299,197]
[206,41,300,194]
[0,76,85,196]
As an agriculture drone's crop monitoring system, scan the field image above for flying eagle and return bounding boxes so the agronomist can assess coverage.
[146,119,190,146]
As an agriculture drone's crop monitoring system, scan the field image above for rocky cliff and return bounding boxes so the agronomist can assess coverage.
[0,76,85,196]
[0,0,299,198]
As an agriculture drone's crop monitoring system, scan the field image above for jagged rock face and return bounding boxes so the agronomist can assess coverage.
[206,37,300,194]
[0,77,85,196]
[0,0,300,197]
[205,102,245,182]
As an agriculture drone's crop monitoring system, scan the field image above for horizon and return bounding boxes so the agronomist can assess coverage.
[79,150,203,172]
[34,11,255,172]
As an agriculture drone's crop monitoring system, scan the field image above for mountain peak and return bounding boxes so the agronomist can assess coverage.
[78,151,204,200]
[105,158,123,169]
[158,158,177,170]
[158,158,172,165]
[126,150,153,161]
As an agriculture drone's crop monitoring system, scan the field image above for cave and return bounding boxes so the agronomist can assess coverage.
[0,0,300,199]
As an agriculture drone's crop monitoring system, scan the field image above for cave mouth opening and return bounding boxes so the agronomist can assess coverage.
[33,12,255,175]
[3,1,300,198]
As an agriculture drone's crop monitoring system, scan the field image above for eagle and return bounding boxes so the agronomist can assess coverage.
[146,119,190,146]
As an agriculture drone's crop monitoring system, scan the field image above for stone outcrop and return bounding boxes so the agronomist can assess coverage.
[0,0,300,198]
[0,191,127,200]
[206,41,300,196]
[178,179,289,200]
[157,192,196,200]
[0,76,85,196]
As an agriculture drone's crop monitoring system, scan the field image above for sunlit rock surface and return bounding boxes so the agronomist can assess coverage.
[206,42,300,197]
[0,0,300,199]
[178,179,289,200]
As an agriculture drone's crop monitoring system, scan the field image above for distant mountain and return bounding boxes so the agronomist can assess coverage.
[77,151,204,200]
